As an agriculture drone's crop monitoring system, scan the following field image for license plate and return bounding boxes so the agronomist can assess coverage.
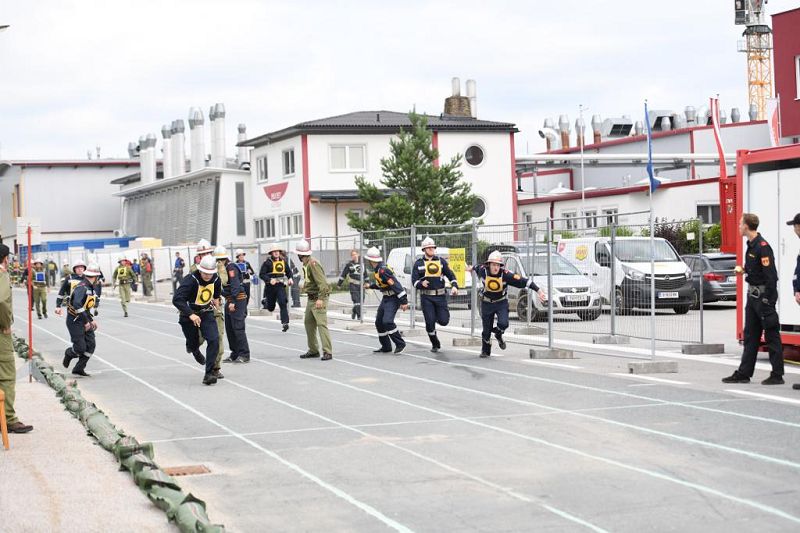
[658,291,679,299]
[566,294,588,302]
[727,276,736,283]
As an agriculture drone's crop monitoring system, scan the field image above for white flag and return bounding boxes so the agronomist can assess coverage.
[766,97,781,147]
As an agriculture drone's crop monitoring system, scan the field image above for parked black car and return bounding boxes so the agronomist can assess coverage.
[682,253,737,304]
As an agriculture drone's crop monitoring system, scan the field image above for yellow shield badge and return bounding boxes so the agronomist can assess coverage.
[575,245,588,261]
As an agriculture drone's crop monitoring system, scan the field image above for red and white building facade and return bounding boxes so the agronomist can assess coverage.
[773,6,800,144]
[241,111,519,242]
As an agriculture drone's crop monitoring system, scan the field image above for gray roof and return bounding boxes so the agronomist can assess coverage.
[240,110,517,147]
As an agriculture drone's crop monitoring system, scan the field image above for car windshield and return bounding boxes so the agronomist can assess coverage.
[526,255,582,276]
[709,257,736,270]
[613,240,680,262]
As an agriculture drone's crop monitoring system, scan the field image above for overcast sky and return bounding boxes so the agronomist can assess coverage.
[0,0,793,160]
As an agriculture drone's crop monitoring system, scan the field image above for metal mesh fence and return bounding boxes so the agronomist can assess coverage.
[26,209,712,348]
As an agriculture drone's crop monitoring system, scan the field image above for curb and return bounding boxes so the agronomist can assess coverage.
[12,336,224,533]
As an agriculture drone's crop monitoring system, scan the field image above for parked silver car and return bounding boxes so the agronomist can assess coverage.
[478,252,602,321]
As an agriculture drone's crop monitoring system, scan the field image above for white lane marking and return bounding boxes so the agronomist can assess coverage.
[627,383,659,387]
[36,313,800,524]
[247,356,800,525]
[724,390,800,406]
[125,314,800,459]
[20,319,415,533]
[522,360,583,369]
[609,373,690,386]
[47,316,608,532]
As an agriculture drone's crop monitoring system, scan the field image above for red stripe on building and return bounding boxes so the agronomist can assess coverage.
[301,134,311,238]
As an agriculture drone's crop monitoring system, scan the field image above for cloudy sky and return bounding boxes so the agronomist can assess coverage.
[0,0,790,160]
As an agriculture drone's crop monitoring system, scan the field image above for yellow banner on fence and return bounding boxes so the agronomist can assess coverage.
[449,248,466,288]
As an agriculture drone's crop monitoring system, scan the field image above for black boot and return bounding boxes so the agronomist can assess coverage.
[299,351,320,359]
[429,332,441,353]
[203,373,218,385]
[480,339,491,358]
[282,323,289,332]
[493,328,507,350]
[212,368,225,379]
[390,331,406,354]
[192,350,206,365]
[72,356,91,377]
[63,347,76,368]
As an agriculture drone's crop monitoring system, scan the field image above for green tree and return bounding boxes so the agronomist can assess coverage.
[346,112,477,233]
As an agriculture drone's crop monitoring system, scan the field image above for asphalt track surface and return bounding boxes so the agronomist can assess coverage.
[14,291,800,532]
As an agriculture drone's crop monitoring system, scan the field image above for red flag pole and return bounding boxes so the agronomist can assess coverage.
[27,225,33,382]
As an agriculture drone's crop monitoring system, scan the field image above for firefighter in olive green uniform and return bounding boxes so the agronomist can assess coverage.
[296,240,333,360]
[32,257,49,319]
[0,244,34,433]
[112,257,136,317]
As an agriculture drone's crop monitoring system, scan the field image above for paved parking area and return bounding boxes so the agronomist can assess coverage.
[12,291,800,532]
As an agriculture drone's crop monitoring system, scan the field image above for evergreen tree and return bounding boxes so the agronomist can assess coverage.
[346,112,478,233]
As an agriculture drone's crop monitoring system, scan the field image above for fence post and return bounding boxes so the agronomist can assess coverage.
[546,217,553,348]
[410,225,416,330]
[610,221,617,336]
[527,224,533,325]
[699,219,704,344]
[470,219,478,337]
[359,232,365,325]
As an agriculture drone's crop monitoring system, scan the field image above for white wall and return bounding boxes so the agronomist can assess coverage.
[249,137,305,241]
[7,163,137,247]
[518,181,719,229]
[215,172,253,245]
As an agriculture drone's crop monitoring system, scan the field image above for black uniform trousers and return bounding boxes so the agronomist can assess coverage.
[376,296,405,351]
[264,284,290,324]
[179,311,218,376]
[225,299,251,360]
[348,283,362,319]
[421,294,449,347]
[740,295,784,377]
[65,315,96,372]
[480,299,509,355]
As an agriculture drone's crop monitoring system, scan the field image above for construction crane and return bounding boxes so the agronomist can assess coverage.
[735,0,773,120]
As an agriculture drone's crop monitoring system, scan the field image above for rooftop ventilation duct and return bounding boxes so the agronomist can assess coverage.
[211,103,226,167]
[558,115,570,149]
[590,114,602,144]
[633,121,644,136]
[648,109,676,132]
[237,123,250,167]
[730,107,741,123]
[539,118,559,151]
[161,125,173,179]
[748,103,758,121]
[601,117,633,138]
[188,107,206,171]
[171,119,186,175]
[684,106,697,126]
[127,141,138,159]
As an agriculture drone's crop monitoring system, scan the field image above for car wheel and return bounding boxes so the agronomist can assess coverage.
[673,305,690,315]
[516,295,529,322]
[614,288,632,315]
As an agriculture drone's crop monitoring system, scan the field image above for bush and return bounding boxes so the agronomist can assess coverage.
[599,226,635,237]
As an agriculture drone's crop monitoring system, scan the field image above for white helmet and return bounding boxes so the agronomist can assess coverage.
[295,240,312,256]
[198,255,218,274]
[72,258,87,270]
[213,245,228,259]
[117,255,129,263]
[33,256,44,265]
[234,248,245,258]
[197,238,213,254]
[365,246,382,262]
[84,263,102,277]
[486,251,504,265]
[268,242,284,254]
[421,237,436,250]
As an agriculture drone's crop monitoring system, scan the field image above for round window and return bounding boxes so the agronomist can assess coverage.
[465,145,484,166]
[472,197,487,218]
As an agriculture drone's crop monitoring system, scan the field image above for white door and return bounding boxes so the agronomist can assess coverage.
[592,242,613,302]
[778,168,800,325]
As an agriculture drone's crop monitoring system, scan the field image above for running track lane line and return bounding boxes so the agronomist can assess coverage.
[19,319,415,533]
[24,317,610,533]
[82,316,800,525]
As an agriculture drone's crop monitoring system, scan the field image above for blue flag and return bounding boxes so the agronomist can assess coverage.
[644,101,660,193]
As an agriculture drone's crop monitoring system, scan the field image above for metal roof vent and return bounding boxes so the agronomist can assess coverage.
[601,117,633,138]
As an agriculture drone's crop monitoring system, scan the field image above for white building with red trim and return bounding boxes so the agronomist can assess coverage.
[240,109,519,242]
[516,110,772,229]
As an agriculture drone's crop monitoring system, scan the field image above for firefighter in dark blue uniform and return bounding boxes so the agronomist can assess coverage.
[61,263,101,377]
[365,247,408,353]
[469,251,545,358]
[221,249,251,363]
[724,213,784,385]
[173,255,223,385]
[259,242,294,332]
[337,249,363,319]
[788,213,800,390]
[55,258,86,311]
[412,237,459,353]
[233,248,257,302]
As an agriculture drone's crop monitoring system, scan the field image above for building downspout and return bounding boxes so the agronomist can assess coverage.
[334,198,340,273]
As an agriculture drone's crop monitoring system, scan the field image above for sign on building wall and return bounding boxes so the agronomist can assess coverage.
[16,217,42,246]
[264,182,289,210]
